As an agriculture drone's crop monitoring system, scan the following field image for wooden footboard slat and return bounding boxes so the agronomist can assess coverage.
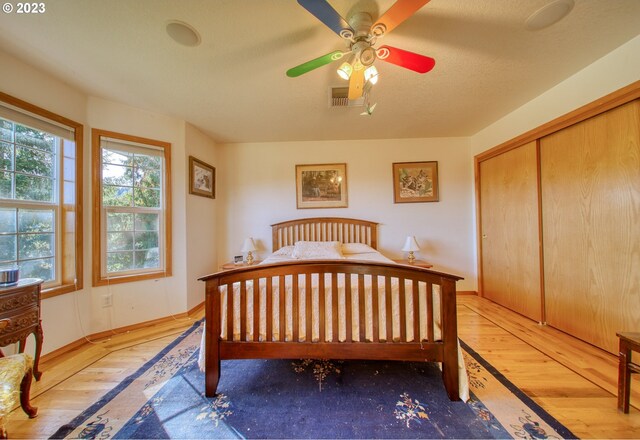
[227,283,234,341]
[412,281,420,342]
[292,274,299,342]
[278,275,285,342]
[385,277,392,342]
[372,275,379,343]
[358,274,365,342]
[427,282,434,342]
[240,280,247,341]
[399,278,407,342]
[305,273,312,342]
[331,273,338,342]
[319,273,326,342]
[253,278,260,342]
[345,273,352,342]
[266,278,273,341]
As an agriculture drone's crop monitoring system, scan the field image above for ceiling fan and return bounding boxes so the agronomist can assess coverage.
[286,0,435,101]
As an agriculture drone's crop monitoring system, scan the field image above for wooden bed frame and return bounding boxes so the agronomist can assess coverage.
[199,217,463,400]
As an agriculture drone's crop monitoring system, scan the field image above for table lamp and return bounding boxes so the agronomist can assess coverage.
[401,235,420,264]
[241,237,257,264]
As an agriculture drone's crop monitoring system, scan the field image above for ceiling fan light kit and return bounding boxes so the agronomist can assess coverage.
[287,0,435,104]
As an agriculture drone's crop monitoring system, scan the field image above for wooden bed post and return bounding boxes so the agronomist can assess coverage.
[205,279,221,397]
[440,277,460,401]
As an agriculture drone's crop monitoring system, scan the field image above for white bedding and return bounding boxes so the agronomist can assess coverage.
[221,246,440,343]
[199,243,469,401]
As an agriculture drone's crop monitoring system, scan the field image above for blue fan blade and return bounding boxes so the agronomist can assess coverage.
[298,0,352,37]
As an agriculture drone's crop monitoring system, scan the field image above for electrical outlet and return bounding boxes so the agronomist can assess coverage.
[101,293,113,308]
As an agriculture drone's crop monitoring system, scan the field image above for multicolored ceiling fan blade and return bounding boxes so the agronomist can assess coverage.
[297,0,353,37]
[348,68,365,100]
[376,45,435,73]
[286,51,346,78]
[372,0,431,36]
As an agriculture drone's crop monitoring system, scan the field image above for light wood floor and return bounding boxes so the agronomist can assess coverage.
[5,295,640,439]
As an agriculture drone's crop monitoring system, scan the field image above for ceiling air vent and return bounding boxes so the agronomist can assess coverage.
[328,87,365,107]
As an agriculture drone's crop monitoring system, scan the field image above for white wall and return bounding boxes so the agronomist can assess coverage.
[218,137,477,291]
[86,97,191,332]
[0,49,91,354]
[0,48,218,355]
[185,123,218,310]
[471,35,640,156]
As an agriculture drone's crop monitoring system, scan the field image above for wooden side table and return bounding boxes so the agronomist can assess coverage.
[220,261,261,270]
[617,332,640,413]
[393,259,433,269]
[0,278,44,380]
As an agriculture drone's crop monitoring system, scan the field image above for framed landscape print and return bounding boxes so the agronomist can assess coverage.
[296,163,347,209]
[392,161,439,203]
[189,156,215,199]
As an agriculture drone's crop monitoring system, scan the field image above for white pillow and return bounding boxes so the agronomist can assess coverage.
[291,241,345,259]
[272,245,294,257]
[341,242,376,254]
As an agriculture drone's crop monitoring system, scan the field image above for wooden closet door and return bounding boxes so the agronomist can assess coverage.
[479,141,542,321]
[541,100,640,354]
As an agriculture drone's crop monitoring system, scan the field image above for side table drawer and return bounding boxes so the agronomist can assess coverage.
[0,287,40,315]
[0,305,39,346]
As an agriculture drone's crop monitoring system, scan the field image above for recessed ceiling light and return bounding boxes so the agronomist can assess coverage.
[525,0,574,31]
[166,20,201,47]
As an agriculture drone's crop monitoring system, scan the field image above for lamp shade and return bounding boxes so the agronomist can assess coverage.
[337,61,353,80]
[401,236,420,252]
[241,237,256,253]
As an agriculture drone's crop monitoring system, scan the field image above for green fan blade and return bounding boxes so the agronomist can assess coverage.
[286,51,345,77]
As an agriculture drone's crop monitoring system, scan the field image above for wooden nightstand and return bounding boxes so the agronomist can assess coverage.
[393,259,433,268]
[220,261,261,270]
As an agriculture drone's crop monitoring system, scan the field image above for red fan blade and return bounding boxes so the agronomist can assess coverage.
[376,46,435,73]
[372,0,430,37]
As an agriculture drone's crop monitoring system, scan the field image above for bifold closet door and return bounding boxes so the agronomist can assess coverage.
[479,141,542,321]
[541,100,640,354]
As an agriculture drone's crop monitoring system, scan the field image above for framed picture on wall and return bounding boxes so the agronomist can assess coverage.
[189,156,215,199]
[295,163,348,209]
[392,161,439,203]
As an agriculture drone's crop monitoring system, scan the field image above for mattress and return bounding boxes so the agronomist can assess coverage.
[219,247,443,343]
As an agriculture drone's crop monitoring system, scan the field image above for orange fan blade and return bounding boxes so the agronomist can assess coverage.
[348,68,365,100]
[372,0,430,37]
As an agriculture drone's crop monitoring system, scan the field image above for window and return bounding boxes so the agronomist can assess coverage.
[0,92,83,297]
[92,129,171,286]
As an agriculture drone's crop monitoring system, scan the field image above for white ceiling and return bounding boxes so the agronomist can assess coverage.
[0,0,639,143]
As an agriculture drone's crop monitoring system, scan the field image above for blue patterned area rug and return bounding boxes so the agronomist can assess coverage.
[51,321,576,439]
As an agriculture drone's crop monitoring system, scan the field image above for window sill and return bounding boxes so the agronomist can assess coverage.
[42,281,83,300]
[92,270,172,287]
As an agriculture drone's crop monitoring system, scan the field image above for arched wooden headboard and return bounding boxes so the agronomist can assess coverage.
[271,217,378,251]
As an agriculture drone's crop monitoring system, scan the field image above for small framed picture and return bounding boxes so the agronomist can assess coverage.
[295,163,348,209]
[233,255,243,264]
[392,161,439,203]
[189,156,215,199]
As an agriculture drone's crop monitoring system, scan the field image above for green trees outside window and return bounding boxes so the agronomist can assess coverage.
[92,128,171,286]
[0,118,58,282]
